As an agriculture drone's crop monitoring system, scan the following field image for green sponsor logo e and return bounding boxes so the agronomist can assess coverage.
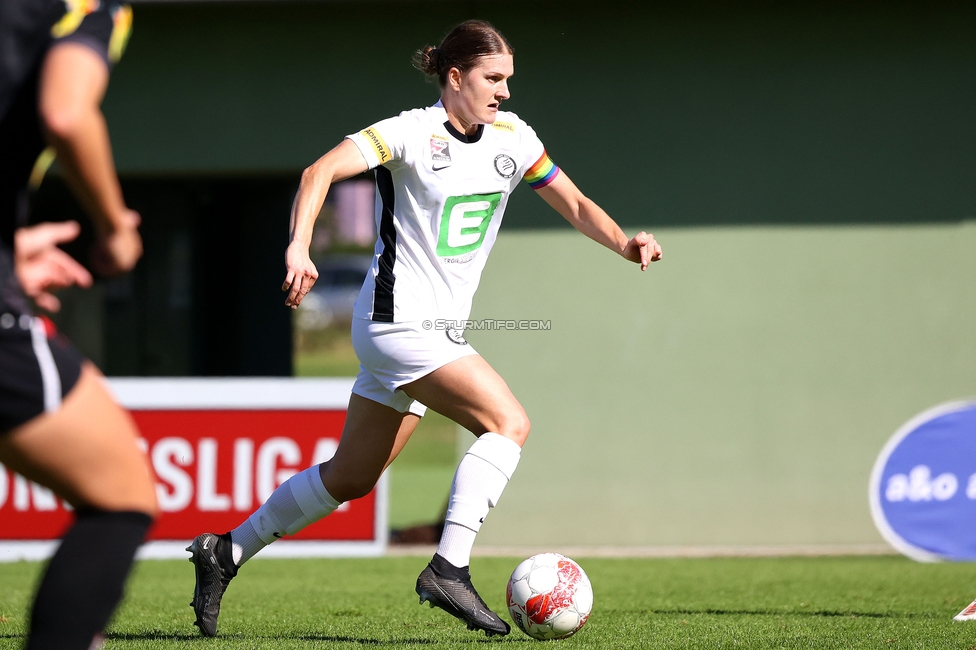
[436,193,502,257]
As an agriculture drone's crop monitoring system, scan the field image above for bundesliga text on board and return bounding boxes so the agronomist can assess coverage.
[0,433,337,516]
[138,435,346,514]
[0,409,379,543]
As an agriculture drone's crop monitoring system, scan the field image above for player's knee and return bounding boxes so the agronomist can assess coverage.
[74,481,159,518]
[116,500,158,521]
[67,455,159,516]
[39,102,85,144]
[134,487,160,519]
[131,459,159,516]
[497,408,530,447]
[117,478,159,518]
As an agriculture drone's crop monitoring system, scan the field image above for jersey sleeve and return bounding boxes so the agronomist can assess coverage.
[51,1,133,68]
[519,122,561,190]
[345,114,411,170]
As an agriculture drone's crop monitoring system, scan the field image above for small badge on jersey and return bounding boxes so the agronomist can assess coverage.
[445,328,468,346]
[494,154,517,179]
[431,137,452,170]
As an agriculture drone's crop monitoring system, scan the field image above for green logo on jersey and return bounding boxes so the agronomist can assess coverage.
[436,193,502,257]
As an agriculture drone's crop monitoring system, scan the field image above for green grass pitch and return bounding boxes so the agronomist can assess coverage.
[1,555,975,648]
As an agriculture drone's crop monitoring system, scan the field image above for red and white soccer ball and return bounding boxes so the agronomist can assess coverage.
[506,553,593,640]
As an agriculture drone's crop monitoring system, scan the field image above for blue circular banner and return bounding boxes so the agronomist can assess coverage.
[870,401,976,561]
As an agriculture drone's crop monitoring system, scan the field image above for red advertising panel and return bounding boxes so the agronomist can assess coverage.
[0,379,385,558]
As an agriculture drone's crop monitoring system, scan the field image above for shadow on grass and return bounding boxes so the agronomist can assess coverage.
[295,635,530,645]
[103,631,202,641]
[638,608,931,619]
[94,631,531,644]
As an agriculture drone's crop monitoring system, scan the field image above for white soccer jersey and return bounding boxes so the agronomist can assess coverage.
[346,102,559,323]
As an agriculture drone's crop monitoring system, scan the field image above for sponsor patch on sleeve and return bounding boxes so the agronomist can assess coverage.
[360,127,392,165]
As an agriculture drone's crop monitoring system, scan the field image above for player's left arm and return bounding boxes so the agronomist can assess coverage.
[535,171,663,271]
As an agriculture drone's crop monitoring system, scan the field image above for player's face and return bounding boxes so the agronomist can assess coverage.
[455,53,513,127]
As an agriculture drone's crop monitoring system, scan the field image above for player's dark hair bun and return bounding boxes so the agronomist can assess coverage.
[412,20,513,87]
[415,46,439,76]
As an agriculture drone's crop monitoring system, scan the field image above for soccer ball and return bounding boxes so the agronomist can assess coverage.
[506,553,593,640]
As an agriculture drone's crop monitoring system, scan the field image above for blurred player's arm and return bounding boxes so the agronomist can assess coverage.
[15,221,93,312]
[283,139,369,307]
[38,41,141,277]
[535,171,663,271]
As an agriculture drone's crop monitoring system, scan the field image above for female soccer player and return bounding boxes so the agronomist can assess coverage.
[0,0,158,648]
[188,19,661,638]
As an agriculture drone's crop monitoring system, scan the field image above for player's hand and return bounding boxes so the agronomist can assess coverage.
[91,209,143,277]
[282,241,318,308]
[14,221,93,312]
[623,231,662,271]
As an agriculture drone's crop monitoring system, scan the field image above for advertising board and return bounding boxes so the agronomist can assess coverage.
[870,400,976,561]
[0,378,386,560]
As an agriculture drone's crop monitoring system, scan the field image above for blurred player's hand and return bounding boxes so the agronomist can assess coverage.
[624,231,663,271]
[15,221,93,312]
[91,209,142,277]
[282,241,318,308]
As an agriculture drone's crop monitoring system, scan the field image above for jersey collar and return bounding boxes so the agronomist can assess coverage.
[443,120,484,144]
[431,101,485,143]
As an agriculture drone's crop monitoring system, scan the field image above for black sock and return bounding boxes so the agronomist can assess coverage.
[26,509,153,650]
[431,553,470,581]
[217,532,239,576]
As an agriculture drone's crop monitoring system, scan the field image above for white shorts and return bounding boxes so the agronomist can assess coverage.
[350,318,478,416]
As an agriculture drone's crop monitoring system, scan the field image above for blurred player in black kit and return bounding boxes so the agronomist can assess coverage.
[0,1,158,648]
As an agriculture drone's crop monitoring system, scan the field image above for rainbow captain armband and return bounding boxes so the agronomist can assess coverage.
[524,151,560,189]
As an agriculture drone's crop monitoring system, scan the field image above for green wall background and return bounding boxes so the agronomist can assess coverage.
[107,1,974,228]
[94,1,974,545]
[468,223,976,546]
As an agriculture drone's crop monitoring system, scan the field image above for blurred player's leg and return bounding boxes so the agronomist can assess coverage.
[0,362,158,650]
[188,393,420,636]
[27,510,152,650]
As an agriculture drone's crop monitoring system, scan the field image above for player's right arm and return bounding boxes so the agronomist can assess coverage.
[283,139,369,308]
[39,41,141,277]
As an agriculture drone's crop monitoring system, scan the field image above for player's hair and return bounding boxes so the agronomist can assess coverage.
[414,20,514,87]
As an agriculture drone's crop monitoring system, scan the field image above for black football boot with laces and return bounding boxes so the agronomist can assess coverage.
[187,532,238,637]
[416,553,511,637]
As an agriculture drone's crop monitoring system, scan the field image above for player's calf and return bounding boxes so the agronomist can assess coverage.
[27,509,153,650]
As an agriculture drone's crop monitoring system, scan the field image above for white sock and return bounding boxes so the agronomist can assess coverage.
[437,432,521,568]
[230,465,341,565]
